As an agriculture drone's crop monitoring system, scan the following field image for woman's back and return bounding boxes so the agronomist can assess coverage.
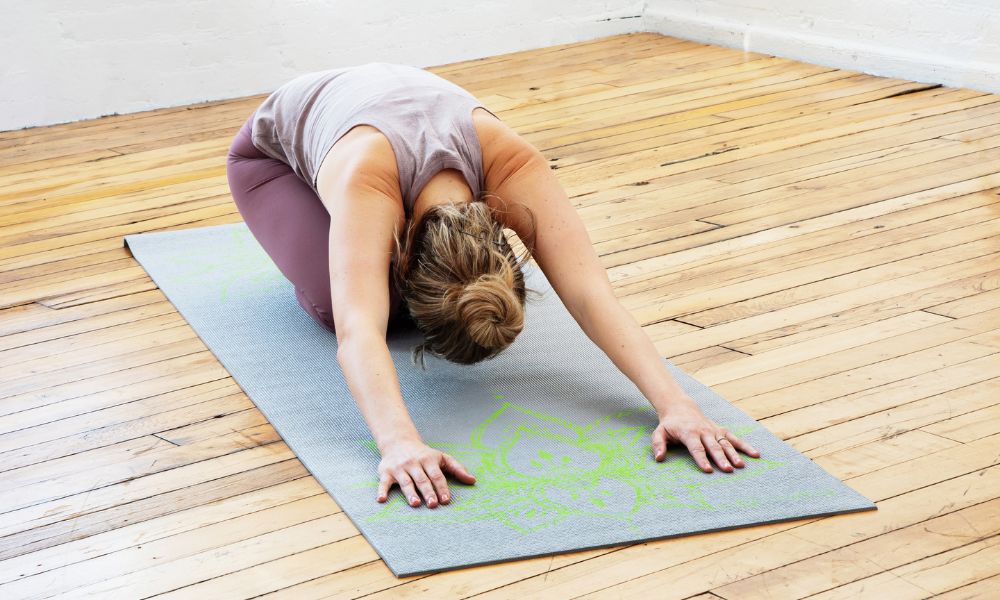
[250,62,500,217]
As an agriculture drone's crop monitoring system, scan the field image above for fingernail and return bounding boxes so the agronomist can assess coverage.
[442,494,450,502]
[410,496,419,505]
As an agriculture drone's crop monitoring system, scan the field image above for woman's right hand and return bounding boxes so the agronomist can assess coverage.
[376,437,478,508]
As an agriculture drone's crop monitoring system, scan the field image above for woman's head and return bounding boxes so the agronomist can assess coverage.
[392,193,536,367]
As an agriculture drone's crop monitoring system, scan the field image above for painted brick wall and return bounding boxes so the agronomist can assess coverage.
[2,0,644,131]
[4,1,998,131]
[643,0,1000,94]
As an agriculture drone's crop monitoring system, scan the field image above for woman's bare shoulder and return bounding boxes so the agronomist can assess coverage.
[316,124,402,205]
[471,108,540,191]
[472,110,536,173]
[472,106,517,148]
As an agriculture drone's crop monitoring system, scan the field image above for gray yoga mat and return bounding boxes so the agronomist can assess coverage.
[123,222,876,577]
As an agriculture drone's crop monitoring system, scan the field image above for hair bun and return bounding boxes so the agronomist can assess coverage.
[457,273,524,349]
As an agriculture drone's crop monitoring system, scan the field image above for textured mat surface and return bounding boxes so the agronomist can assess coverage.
[124,222,876,577]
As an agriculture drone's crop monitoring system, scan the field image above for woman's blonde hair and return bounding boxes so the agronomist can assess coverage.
[391,192,538,368]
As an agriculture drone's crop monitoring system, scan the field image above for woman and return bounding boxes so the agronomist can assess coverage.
[226,62,760,510]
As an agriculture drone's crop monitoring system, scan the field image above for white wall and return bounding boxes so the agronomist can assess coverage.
[1,0,644,132]
[643,0,1000,94]
[5,1,999,132]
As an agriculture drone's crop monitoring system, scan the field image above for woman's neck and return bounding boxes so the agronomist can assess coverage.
[412,168,473,222]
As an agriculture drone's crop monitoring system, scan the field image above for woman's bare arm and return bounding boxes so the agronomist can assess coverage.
[480,124,760,472]
[318,144,476,507]
[320,157,419,451]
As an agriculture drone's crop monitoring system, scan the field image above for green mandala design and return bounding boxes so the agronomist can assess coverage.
[348,398,794,535]
[170,226,286,302]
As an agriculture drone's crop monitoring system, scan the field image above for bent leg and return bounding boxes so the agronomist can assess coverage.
[225,118,338,332]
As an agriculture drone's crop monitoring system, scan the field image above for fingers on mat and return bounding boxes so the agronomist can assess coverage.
[682,435,713,473]
[405,465,438,508]
[729,432,761,457]
[422,460,451,504]
[719,437,745,468]
[443,453,477,483]
[393,469,422,507]
[651,426,668,461]
[377,474,392,502]
[701,433,734,472]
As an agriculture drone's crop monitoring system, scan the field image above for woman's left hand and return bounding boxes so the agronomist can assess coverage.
[651,397,761,473]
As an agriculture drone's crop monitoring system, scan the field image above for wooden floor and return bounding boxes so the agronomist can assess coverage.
[2,31,999,599]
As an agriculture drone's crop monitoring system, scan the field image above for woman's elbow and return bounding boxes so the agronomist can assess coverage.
[334,313,387,360]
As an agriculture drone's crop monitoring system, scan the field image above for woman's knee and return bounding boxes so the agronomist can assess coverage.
[296,286,337,333]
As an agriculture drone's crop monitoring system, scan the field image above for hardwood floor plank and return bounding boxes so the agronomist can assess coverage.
[806,535,1000,599]
[922,402,1000,443]
[0,332,207,400]
[556,90,993,196]
[3,419,278,514]
[934,573,1000,599]
[0,478,323,585]
[761,350,1000,440]
[789,377,999,457]
[711,499,1000,600]
[0,384,245,467]
[0,313,188,374]
[926,286,1000,318]
[603,182,1000,274]
[40,513,362,600]
[0,200,237,264]
[0,460,308,561]
[626,216,1000,323]
[650,252,1000,354]
[689,310,951,383]
[0,149,123,178]
[0,494,336,599]
[539,75,926,160]
[725,269,999,354]
[0,351,230,425]
[0,441,294,539]
[0,298,177,351]
[713,307,1000,404]
[607,184,999,290]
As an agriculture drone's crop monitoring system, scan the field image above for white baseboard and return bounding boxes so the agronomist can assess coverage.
[642,7,1000,94]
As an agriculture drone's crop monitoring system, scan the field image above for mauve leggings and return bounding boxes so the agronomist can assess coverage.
[225,117,409,333]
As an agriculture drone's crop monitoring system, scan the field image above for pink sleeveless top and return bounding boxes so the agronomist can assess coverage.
[249,61,500,218]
